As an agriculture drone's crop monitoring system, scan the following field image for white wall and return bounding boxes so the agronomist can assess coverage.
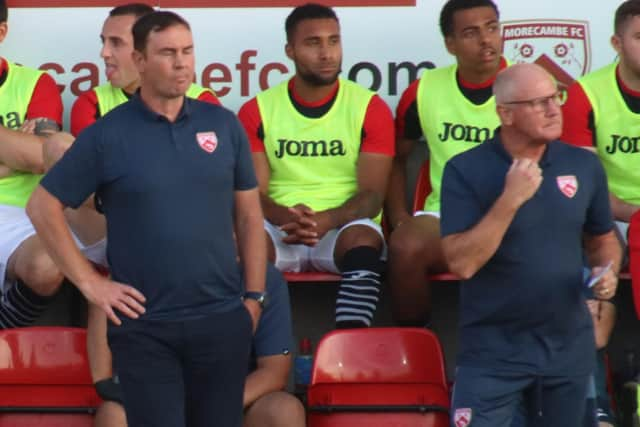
[1,0,619,128]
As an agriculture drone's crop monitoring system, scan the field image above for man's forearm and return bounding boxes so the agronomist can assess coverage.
[260,193,297,227]
[584,230,623,274]
[320,189,384,230]
[442,193,519,279]
[236,191,267,294]
[0,125,51,173]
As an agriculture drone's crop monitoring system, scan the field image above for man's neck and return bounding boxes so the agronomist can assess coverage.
[139,87,184,122]
[457,58,503,86]
[291,75,338,104]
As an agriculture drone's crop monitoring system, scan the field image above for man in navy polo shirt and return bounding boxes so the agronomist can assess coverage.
[26,11,265,427]
[440,63,622,427]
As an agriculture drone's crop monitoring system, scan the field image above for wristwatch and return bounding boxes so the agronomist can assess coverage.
[243,291,268,309]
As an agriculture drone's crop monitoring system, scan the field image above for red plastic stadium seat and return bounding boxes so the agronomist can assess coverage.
[283,271,341,283]
[307,327,450,427]
[0,327,99,427]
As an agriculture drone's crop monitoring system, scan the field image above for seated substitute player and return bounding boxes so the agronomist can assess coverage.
[386,0,506,327]
[0,0,68,328]
[238,3,394,329]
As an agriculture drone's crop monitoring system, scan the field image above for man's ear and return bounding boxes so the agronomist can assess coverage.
[0,22,8,44]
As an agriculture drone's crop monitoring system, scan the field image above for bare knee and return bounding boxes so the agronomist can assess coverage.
[12,239,63,296]
[94,401,127,427]
[389,216,444,268]
[335,225,382,257]
[244,392,305,427]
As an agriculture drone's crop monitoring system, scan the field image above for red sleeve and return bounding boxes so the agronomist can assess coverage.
[25,72,63,127]
[237,98,264,153]
[395,79,419,139]
[197,90,221,106]
[561,82,594,147]
[70,90,99,137]
[361,94,395,156]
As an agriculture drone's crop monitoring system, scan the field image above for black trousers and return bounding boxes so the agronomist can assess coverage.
[108,305,252,427]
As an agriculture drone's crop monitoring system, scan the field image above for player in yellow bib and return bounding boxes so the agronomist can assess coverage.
[0,0,67,329]
[239,3,394,329]
[561,3,640,425]
[387,0,506,327]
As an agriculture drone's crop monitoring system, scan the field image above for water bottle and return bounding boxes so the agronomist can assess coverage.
[294,337,313,403]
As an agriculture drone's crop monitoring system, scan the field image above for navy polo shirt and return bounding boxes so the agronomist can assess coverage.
[41,94,257,323]
[441,135,613,376]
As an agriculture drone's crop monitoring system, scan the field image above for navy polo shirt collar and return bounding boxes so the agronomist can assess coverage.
[489,128,556,167]
[130,91,192,123]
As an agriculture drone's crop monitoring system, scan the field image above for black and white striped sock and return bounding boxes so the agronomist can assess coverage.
[0,281,52,329]
[335,246,383,328]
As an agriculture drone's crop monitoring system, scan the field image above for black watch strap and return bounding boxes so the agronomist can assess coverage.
[243,291,267,308]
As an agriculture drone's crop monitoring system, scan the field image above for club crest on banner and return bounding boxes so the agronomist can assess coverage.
[557,175,578,198]
[196,131,218,154]
[502,20,591,88]
[454,408,472,427]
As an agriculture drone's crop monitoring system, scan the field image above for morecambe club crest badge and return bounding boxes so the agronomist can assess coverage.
[196,131,218,153]
[557,175,578,198]
[454,408,472,427]
[502,20,591,88]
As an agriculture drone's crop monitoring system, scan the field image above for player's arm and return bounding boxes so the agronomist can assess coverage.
[243,354,290,408]
[0,73,62,173]
[314,95,394,232]
[386,81,420,228]
[239,98,305,226]
[609,194,640,223]
[442,159,542,279]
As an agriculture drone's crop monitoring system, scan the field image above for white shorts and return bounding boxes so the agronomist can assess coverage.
[0,204,107,292]
[414,210,440,219]
[265,218,386,273]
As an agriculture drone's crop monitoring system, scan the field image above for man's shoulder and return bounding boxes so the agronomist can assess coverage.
[552,140,599,164]
[188,97,234,120]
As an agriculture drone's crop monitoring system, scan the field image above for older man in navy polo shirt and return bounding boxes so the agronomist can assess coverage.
[441,63,622,427]
[27,11,265,427]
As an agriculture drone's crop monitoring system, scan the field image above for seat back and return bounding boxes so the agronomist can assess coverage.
[0,327,99,426]
[412,160,432,214]
[307,328,449,427]
[310,327,447,386]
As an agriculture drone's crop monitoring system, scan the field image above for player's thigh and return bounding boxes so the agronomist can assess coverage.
[452,366,531,427]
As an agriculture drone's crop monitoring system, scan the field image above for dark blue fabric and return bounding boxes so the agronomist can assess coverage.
[452,366,590,427]
[107,305,253,427]
[252,263,293,359]
[42,95,257,322]
[441,136,613,376]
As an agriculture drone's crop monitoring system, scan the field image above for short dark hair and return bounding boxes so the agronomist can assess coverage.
[109,3,154,20]
[132,10,190,52]
[0,0,7,24]
[439,0,499,38]
[615,0,640,35]
[285,3,338,43]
